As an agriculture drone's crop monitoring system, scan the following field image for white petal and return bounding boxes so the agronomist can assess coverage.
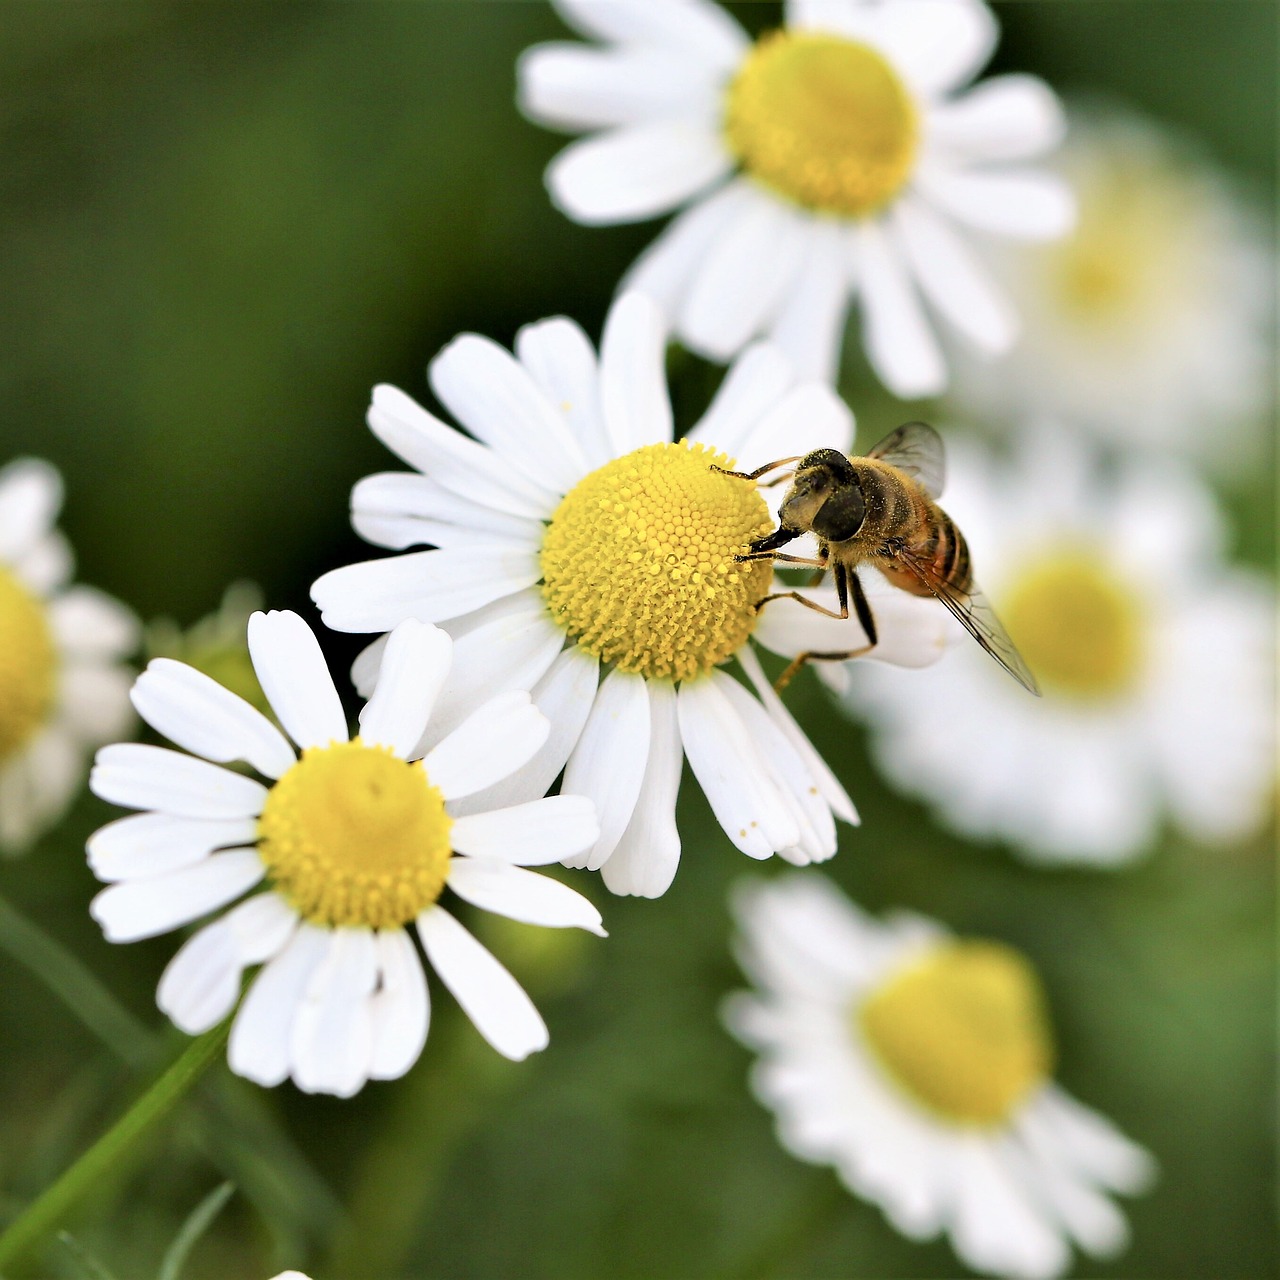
[157,894,297,1034]
[547,119,731,225]
[734,383,855,475]
[687,342,797,456]
[515,316,612,469]
[449,859,606,936]
[229,924,329,1087]
[0,727,81,852]
[90,744,268,819]
[600,680,682,898]
[417,906,548,1060]
[678,673,800,857]
[130,658,296,779]
[49,586,140,658]
[552,0,749,71]
[290,929,378,1097]
[368,929,430,1081]
[561,669,651,871]
[917,165,1076,240]
[58,662,136,744]
[350,634,389,700]
[0,458,61,561]
[12,529,72,595]
[766,220,851,383]
[861,0,998,97]
[429,334,587,495]
[927,74,1066,162]
[450,795,600,865]
[90,849,263,942]
[853,218,947,399]
[247,611,347,751]
[678,192,808,361]
[87,811,259,881]
[358,619,453,757]
[1031,1086,1157,1195]
[599,291,673,453]
[422,691,550,801]
[312,547,541,634]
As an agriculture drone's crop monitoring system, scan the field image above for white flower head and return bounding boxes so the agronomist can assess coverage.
[0,458,139,853]
[312,293,950,898]
[518,0,1073,396]
[87,610,606,1097]
[725,874,1156,1280]
[947,105,1275,468]
[843,426,1276,863]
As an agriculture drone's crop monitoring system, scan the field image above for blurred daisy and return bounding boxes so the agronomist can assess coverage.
[725,874,1155,1280]
[518,0,1073,395]
[313,293,948,898]
[843,427,1276,863]
[0,458,138,852]
[948,107,1274,466]
[87,611,604,1096]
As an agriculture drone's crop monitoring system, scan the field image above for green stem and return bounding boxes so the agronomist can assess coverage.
[0,1023,229,1274]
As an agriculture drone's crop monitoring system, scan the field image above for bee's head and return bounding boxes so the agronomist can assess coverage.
[778,449,865,542]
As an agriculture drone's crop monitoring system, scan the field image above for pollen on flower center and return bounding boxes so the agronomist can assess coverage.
[857,940,1054,1127]
[539,441,774,682]
[0,568,57,762]
[1001,548,1144,700]
[724,31,918,217]
[257,738,453,929]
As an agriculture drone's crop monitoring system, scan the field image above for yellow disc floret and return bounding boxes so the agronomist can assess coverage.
[0,568,57,762]
[257,738,453,929]
[857,940,1054,1127]
[724,31,918,217]
[540,441,773,682]
[1001,548,1144,700]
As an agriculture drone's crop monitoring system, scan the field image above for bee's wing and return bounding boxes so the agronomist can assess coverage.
[865,422,946,498]
[892,547,1042,695]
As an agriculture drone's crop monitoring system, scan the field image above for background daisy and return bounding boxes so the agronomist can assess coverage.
[87,610,604,1096]
[842,426,1275,863]
[725,873,1156,1280]
[518,0,1073,394]
[0,458,138,853]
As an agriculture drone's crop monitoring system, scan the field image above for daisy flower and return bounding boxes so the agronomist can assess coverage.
[0,458,138,852]
[843,427,1276,863]
[312,293,949,899]
[947,105,1275,467]
[725,874,1155,1280]
[87,610,605,1096]
[517,0,1073,395]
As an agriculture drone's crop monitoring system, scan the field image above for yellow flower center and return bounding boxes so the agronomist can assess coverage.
[724,31,918,217]
[1001,549,1144,700]
[857,940,1054,1127]
[0,568,58,762]
[540,441,773,682]
[257,738,453,929]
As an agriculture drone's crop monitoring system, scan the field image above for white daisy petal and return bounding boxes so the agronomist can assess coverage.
[358,619,453,758]
[735,383,856,475]
[350,634,390,700]
[90,744,268,819]
[130,658,296,780]
[1030,1086,1157,1195]
[229,924,329,1087]
[369,929,430,1081]
[449,795,600,865]
[87,812,259,881]
[13,529,73,595]
[687,341,797,456]
[917,165,1076,240]
[312,546,541,633]
[351,472,541,551]
[547,119,732,226]
[853,218,947,399]
[90,849,264,942]
[417,905,549,1060]
[449,859,606,936]
[48,586,140,658]
[422,691,550,801]
[247,611,348,751]
[766,220,852,383]
[600,680,682,898]
[861,0,998,97]
[927,73,1066,162]
[515,316,612,470]
[290,928,378,1098]
[551,0,749,72]
[561,668,651,871]
[599,291,674,453]
[58,663,136,744]
[0,458,62,561]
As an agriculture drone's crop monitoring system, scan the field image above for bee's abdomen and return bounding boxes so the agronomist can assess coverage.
[927,513,973,592]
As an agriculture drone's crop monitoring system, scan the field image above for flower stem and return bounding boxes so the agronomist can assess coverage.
[0,1023,229,1273]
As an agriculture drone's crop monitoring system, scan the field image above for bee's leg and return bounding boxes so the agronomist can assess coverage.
[736,551,828,567]
[771,567,877,691]
[710,457,802,483]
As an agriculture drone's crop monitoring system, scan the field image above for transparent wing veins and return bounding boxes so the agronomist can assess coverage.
[865,421,946,498]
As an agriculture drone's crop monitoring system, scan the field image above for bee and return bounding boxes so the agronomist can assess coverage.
[715,422,1040,695]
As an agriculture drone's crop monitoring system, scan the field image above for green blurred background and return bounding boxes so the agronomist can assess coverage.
[0,3,1274,1278]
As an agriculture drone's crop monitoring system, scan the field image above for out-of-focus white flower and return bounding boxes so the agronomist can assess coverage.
[0,458,138,852]
[842,427,1275,863]
[87,611,605,1096]
[725,874,1155,1280]
[948,107,1274,468]
[518,0,1072,396]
